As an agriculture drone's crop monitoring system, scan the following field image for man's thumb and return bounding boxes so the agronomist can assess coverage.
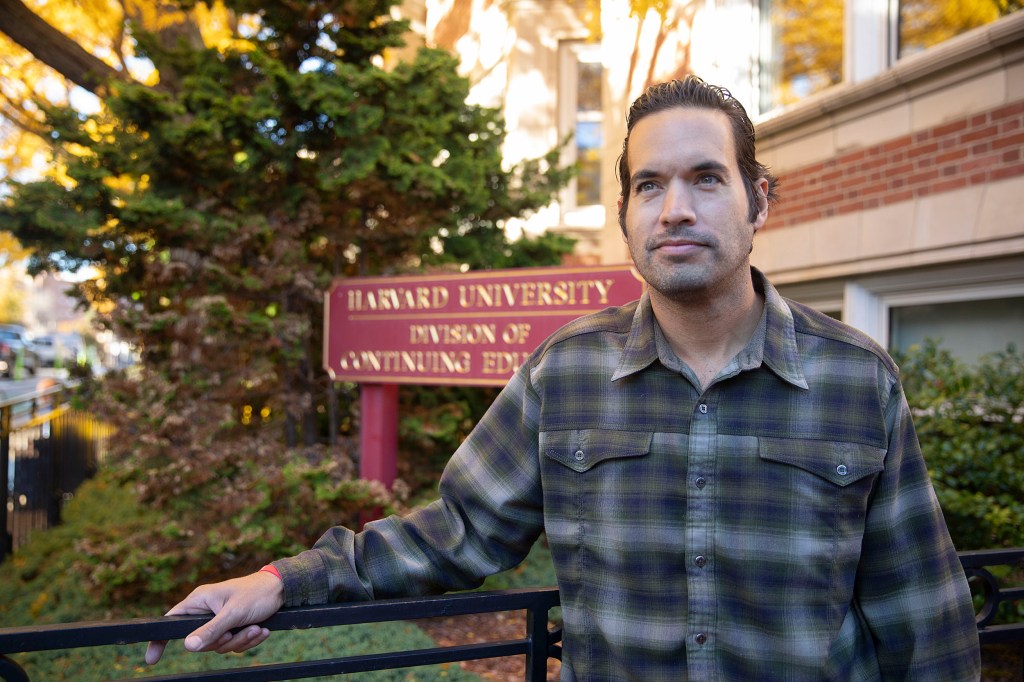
[184,634,205,652]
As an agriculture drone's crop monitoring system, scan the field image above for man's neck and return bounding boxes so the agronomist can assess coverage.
[649,278,764,390]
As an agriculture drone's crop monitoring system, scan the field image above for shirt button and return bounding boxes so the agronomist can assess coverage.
[694,632,708,645]
[836,464,848,476]
[698,403,708,414]
[695,476,707,489]
[694,555,707,568]
[574,449,584,461]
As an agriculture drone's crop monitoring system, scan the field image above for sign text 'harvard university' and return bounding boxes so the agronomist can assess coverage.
[324,265,644,386]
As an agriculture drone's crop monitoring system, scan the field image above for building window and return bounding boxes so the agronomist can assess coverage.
[889,296,1024,365]
[575,59,603,207]
[826,259,1024,366]
[559,41,605,226]
[759,0,843,111]
[898,0,1014,58]
[757,0,1020,114]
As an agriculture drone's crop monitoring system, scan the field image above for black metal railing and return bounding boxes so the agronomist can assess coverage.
[961,547,1024,645]
[0,381,111,561]
[0,549,1021,680]
[0,588,563,682]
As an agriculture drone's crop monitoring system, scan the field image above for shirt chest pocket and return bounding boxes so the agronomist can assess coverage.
[540,429,653,473]
[753,437,886,540]
[539,430,661,549]
[758,437,885,488]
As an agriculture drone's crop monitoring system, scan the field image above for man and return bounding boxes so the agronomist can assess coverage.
[146,76,981,679]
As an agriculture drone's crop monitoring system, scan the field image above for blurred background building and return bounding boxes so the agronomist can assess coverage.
[399,0,1024,362]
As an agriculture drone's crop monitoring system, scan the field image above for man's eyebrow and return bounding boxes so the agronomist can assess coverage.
[693,160,731,175]
[631,160,732,183]
[630,169,660,184]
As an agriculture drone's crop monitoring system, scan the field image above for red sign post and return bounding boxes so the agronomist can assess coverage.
[324,265,644,484]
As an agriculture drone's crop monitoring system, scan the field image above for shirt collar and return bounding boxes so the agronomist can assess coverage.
[755,269,808,389]
[611,291,660,381]
[611,268,808,390]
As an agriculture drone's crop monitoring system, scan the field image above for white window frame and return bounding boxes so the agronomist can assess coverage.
[841,259,1024,347]
[845,0,893,84]
[557,40,605,229]
[777,258,1024,350]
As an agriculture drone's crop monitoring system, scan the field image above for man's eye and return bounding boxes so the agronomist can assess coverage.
[636,181,657,193]
[697,174,721,185]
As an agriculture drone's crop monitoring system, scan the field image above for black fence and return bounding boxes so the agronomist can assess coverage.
[0,550,1020,681]
[0,588,563,682]
[962,548,1024,646]
[0,381,111,561]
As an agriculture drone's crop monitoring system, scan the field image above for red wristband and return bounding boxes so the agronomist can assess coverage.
[259,564,282,580]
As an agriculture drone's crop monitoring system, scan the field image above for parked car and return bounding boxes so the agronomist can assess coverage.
[31,333,79,368]
[29,334,57,367]
[0,324,41,378]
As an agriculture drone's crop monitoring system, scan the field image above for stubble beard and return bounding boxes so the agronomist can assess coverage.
[633,240,754,307]
[631,233,720,303]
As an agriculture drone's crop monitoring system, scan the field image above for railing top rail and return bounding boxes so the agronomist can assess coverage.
[958,547,1024,568]
[0,382,74,411]
[1,552,1022,680]
[0,587,562,655]
[0,379,83,435]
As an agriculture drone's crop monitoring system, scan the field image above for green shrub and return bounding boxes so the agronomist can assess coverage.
[896,341,1023,628]
[0,473,479,681]
[398,385,501,504]
[895,340,1024,550]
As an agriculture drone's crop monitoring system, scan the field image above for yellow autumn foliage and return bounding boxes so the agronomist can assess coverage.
[0,0,256,188]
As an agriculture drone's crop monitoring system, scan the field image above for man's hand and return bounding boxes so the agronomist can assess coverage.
[145,570,285,665]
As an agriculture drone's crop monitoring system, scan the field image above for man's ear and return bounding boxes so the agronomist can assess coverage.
[752,178,770,232]
[617,197,627,241]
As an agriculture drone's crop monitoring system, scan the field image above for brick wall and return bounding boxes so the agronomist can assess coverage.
[767,99,1024,230]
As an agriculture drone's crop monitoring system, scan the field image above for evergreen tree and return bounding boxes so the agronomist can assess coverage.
[0,0,572,601]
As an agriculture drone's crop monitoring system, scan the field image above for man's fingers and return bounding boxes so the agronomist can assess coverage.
[144,640,167,666]
[212,626,269,654]
[144,572,283,665]
[240,628,271,653]
[183,606,244,652]
[209,631,235,653]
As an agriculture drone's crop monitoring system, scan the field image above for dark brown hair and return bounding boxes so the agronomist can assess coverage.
[616,76,779,230]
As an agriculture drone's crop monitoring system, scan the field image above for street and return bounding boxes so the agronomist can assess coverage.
[0,369,68,406]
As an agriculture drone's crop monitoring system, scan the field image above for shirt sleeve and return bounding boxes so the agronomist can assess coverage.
[271,365,546,607]
[855,378,981,679]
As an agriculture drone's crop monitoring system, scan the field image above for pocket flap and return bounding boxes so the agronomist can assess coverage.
[542,429,653,473]
[759,437,885,487]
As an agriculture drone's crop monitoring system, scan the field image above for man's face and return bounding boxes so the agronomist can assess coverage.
[620,107,768,303]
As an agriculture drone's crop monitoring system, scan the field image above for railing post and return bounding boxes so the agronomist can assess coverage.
[0,404,11,562]
[524,597,549,682]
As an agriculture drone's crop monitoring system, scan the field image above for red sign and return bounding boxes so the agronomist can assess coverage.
[324,264,644,386]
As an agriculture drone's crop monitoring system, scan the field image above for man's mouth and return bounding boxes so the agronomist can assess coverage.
[653,237,708,256]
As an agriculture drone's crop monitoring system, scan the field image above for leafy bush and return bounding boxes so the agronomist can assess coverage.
[895,340,1024,550]
[68,369,398,608]
[398,385,501,503]
[0,474,480,682]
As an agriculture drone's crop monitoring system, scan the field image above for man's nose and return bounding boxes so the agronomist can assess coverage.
[660,180,696,225]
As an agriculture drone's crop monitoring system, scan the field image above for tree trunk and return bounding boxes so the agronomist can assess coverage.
[0,0,124,95]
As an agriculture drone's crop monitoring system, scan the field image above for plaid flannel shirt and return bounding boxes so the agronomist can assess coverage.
[274,269,981,681]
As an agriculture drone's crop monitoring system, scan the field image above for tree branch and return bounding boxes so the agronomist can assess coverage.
[0,97,48,138]
[0,0,125,95]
